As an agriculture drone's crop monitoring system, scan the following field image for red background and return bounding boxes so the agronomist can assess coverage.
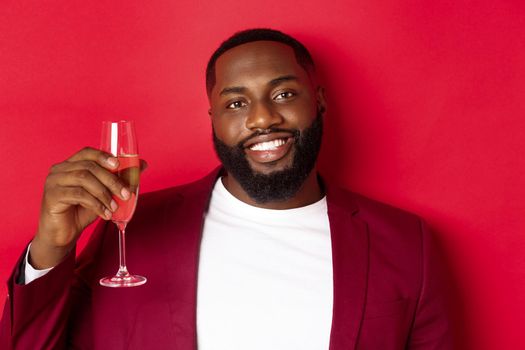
[1,1,524,348]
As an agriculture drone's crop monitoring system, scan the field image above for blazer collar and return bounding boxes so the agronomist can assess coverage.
[326,184,369,349]
[166,167,369,350]
[163,167,222,349]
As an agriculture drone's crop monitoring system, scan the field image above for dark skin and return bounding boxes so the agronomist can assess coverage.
[30,147,135,269]
[209,40,326,209]
[30,40,326,269]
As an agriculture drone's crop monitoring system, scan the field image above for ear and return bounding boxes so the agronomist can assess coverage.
[316,86,327,114]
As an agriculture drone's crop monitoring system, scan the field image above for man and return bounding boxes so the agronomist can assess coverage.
[0,29,452,349]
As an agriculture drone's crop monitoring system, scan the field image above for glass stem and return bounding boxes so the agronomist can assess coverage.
[116,224,129,277]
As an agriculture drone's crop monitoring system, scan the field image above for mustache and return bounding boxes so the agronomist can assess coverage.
[236,127,300,149]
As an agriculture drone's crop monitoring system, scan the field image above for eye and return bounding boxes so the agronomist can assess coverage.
[274,91,295,100]
[226,100,246,109]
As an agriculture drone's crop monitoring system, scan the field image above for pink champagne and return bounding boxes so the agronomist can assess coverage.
[111,155,140,224]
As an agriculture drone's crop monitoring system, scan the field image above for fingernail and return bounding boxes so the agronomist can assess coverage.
[104,209,112,219]
[121,187,130,200]
[110,200,118,212]
[107,157,118,167]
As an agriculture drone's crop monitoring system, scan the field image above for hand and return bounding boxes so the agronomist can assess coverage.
[29,147,142,269]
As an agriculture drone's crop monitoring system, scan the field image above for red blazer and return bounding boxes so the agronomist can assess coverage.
[1,168,452,349]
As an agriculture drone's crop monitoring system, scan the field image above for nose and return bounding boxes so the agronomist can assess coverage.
[245,101,283,131]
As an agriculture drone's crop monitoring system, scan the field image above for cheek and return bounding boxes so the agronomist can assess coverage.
[281,102,317,128]
[212,116,247,145]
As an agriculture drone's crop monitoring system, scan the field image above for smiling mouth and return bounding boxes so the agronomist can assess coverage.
[248,137,289,151]
[244,136,294,164]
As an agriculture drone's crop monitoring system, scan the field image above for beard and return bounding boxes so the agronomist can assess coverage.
[212,111,323,204]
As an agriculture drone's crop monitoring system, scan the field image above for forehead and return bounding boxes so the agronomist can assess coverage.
[212,41,312,93]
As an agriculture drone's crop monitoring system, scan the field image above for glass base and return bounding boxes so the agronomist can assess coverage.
[99,274,147,288]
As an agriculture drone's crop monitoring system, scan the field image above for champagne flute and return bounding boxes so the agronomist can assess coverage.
[99,120,147,287]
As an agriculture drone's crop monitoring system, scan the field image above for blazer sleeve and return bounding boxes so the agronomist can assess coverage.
[0,246,76,350]
[0,220,108,350]
[407,220,453,349]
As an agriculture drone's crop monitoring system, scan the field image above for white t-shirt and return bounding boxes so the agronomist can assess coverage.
[25,178,334,349]
[197,179,333,350]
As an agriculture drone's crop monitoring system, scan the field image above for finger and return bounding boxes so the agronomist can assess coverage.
[47,170,118,212]
[65,146,119,171]
[49,160,130,201]
[56,187,113,220]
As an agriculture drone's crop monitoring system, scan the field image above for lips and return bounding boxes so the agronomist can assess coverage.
[243,132,294,164]
[249,138,287,151]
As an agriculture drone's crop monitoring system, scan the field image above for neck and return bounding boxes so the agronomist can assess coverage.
[221,170,323,210]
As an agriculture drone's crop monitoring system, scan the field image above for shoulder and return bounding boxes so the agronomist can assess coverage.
[326,185,427,257]
[327,185,422,229]
[327,186,433,298]
[353,191,421,229]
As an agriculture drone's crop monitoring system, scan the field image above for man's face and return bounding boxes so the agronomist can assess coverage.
[209,40,325,203]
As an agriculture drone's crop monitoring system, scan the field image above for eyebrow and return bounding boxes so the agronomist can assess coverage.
[269,75,298,86]
[219,75,298,96]
[220,86,245,96]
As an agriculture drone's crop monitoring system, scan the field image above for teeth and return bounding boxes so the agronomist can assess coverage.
[250,138,287,151]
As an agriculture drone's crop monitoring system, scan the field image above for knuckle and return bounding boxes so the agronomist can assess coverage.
[44,174,62,190]
[75,170,89,180]
[72,187,84,198]
[84,160,97,172]
[45,172,56,184]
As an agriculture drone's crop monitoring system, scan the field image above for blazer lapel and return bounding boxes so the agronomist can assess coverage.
[163,167,222,350]
[326,187,370,350]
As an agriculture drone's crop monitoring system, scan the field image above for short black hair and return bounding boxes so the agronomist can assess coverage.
[205,28,315,96]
